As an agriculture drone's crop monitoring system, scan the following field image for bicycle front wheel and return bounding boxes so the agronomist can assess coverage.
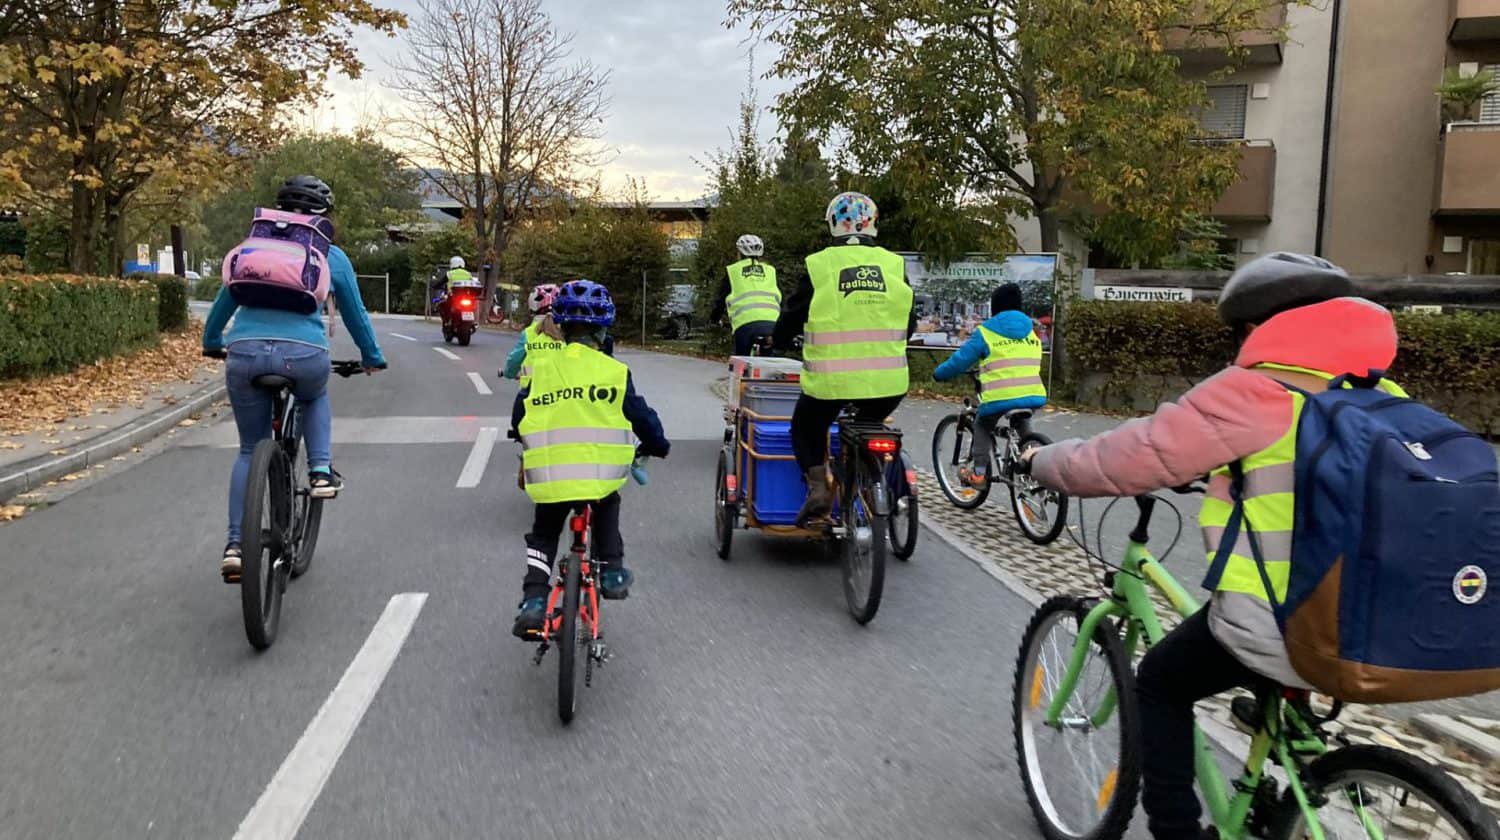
[1268,745,1500,840]
[840,471,887,624]
[1013,596,1140,840]
[932,414,988,509]
[240,440,291,651]
[1011,432,1069,545]
[557,555,582,725]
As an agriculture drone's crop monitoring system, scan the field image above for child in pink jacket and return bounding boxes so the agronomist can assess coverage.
[1026,253,1402,840]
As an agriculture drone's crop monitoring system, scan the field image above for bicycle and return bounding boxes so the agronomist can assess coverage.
[1011,489,1500,840]
[931,374,1068,544]
[210,353,364,650]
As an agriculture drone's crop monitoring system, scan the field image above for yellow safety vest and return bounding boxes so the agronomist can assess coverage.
[518,317,565,389]
[801,245,913,400]
[1200,363,1408,602]
[519,343,635,504]
[725,259,781,331]
[446,268,475,292]
[977,325,1045,405]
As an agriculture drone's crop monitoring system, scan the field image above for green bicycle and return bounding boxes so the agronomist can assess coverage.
[1012,491,1500,840]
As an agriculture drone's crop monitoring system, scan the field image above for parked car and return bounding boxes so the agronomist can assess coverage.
[656,284,698,339]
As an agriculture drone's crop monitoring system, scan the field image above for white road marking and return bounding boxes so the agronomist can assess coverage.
[232,593,428,840]
[466,371,493,396]
[390,332,417,342]
[433,347,461,361]
[456,426,500,488]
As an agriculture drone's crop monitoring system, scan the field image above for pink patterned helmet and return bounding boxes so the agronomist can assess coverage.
[528,283,560,314]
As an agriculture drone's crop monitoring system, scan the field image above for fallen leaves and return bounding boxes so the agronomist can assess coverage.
[0,504,26,522]
[0,440,20,450]
[176,417,196,427]
[0,322,215,436]
[60,471,86,481]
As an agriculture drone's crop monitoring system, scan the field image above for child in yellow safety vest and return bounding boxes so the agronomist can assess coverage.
[931,283,1047,486]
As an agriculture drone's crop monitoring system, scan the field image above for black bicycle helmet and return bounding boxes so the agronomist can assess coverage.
[1217,252,1354,326]
[275,175,335,215]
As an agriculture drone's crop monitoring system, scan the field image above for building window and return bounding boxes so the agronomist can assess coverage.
[1470,239,1500,274]
[1197,85,1248,139]
[1482,66,1500,123]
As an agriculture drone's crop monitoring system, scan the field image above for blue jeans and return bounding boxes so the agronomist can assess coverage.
[225,341,332,544]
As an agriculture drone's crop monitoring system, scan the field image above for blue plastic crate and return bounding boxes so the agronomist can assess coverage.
[744,419,838,526]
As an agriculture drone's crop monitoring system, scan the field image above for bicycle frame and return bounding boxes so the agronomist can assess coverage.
[1041,502,1338,840]
[543,506,600,644]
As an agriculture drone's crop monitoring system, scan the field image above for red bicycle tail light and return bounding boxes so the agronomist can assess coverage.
[905,468,918,494]
[866,438,899,455]
[725,473,739,503]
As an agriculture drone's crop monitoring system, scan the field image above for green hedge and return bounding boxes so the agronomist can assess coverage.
[1064,299,1500,431]
[193,275,222,301]
[129,273,189,332]
[0,275,158,378]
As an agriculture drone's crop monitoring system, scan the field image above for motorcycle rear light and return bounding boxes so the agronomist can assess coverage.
[458,298,475,309]
[865,438,899,454]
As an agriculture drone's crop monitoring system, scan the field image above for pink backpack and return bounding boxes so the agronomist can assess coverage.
[222,208,334,314]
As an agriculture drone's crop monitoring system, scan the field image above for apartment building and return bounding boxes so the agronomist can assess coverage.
[1017,1,1500,275]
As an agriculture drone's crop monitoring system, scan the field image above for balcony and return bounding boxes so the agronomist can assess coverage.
[1208,140,1277,222]
[1436,122,1500,215]
[1163,2,1286,67]
[1451,0,1500,43]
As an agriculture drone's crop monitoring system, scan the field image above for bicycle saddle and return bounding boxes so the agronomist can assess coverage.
[251,374,293,391]
[1003,409,1034,421]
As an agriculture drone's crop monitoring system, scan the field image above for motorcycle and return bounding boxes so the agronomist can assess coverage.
[441,285,482,346]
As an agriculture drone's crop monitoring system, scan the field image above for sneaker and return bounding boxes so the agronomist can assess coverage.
[220,543,242,583]
[958,465,988,488]
[309,468,343,499]
[511,596,546,640]
[600,567,634,600]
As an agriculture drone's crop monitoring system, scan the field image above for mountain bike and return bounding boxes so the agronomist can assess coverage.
[931,376,1068,543]
[1011,489,1500,840]
[232,358,364,650]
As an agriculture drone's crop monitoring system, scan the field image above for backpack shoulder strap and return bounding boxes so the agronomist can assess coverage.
[1201,459,1283,612]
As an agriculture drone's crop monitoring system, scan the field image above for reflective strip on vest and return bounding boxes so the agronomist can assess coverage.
[981,357,1034,373]
[804,356,908,374]
[522,427,636,448]
[800,245,913,400]
[805,328,910,346]
[981,376,1043,392]
[524,463,632,485]
[1199,400,1299,601]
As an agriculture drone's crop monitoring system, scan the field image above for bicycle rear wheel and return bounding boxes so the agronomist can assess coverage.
[888,451,918,561]
[840,466,887,625]
[1268,745,1500,840]
[932,414,988,509]
[714,446,735,561]
[1013,596,1140,840]
[289,444,322,578]
[557,555,582,725]
[240,440,291,651]
[1011,432,1069,545]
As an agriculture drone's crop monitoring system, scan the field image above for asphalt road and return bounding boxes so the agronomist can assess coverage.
[0,317,1164,840]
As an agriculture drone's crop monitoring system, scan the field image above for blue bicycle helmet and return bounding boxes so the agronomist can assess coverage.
[551,279,615,327]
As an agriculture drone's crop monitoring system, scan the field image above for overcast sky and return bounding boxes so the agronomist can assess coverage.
[309,0,790,201]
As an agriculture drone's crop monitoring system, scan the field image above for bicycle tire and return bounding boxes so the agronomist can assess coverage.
[888,450,918,560]
[557,554,582,725]
[841,465,887,624]
[240,440,290,651]
[1013,596,1140,840]
[290,496,323,579]
[1267,744,1500,840]
[932,414,989,509]
[1011,432,1068,545]
[714,447,735,561]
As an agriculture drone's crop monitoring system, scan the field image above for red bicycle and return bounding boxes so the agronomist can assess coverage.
[531,503,607,725]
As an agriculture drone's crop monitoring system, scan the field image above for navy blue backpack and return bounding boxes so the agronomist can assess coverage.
[1225,373,1500,703]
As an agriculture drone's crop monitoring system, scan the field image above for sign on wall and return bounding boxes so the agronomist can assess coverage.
[900,253,1059,349]
[1092,285,1193,303]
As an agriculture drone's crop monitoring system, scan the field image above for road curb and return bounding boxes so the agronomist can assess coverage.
[1411,714,1500,766]
[0,380,227,503]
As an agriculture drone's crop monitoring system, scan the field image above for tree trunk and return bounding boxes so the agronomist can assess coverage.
[1037,203,1060,254]
[485,212,511,324]
[67,182,104,275]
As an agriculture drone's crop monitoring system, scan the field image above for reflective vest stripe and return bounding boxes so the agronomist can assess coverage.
[805,328,909,346]
[728,290,778,306]
[730,302,781,319]
[981,375,1044,391]
[981,357,1034,373]
[804,356,908,374]
[525,463,632,485]
[1200,525,1293,564]
[522,427,636,448]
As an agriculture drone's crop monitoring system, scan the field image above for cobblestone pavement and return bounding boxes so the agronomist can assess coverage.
[914,467,1500,811]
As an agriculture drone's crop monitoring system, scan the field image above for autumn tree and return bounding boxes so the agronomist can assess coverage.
[389,0,609,315]
[0,0,404,275]
[728,0,1302,264]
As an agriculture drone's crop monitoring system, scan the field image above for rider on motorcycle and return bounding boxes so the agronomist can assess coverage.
[771,191,916,526]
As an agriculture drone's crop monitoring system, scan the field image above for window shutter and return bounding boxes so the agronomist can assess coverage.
[1199,85,1249,138]
[1481,65,1500,123]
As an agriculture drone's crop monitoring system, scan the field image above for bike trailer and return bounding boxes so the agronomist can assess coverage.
[222,208,334,314]
[1266,377,1500,703]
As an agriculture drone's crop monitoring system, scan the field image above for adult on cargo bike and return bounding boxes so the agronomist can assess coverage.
[711,192,920,624]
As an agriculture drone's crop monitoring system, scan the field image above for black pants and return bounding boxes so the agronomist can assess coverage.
[732,322,775,357]
[1136,607,1266,840]
[522,492,623,600]
[790,393,905,472]
[972,412,1031,473]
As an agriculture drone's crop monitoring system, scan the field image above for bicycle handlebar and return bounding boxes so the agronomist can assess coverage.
[201,350,373,378]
